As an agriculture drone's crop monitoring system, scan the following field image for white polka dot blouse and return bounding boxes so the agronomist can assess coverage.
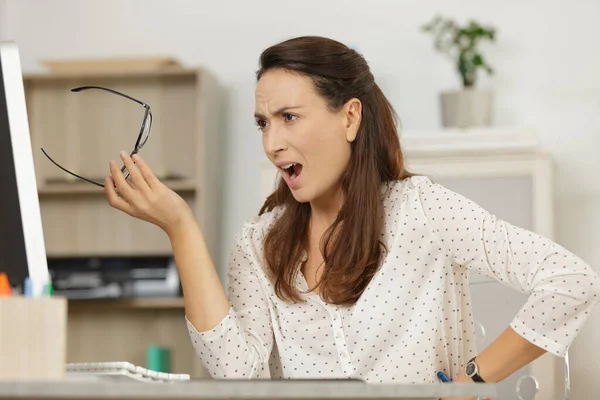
[186,176,600,382]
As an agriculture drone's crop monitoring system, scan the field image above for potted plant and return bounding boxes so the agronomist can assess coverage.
[422,15,497,128]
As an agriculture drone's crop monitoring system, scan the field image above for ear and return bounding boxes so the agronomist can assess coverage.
[343,98,362,142]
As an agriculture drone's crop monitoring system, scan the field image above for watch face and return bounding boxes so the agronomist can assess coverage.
[466,362,476,376]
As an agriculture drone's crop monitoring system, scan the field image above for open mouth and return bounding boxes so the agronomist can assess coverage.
[280,162,303,181]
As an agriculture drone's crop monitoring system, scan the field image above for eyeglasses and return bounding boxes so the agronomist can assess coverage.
[41,86,153,188]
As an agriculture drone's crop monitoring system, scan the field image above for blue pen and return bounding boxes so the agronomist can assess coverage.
[23,277,32,297]
[437,371,452,383]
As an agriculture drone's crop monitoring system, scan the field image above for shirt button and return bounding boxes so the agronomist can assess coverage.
[335,333,341,339]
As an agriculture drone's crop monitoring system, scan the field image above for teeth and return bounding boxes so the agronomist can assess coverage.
[280,163,296,170]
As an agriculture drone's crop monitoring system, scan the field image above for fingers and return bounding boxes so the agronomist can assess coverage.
[119,151,150,194]
[104,176,133,215]
[131,153,160,189]
[109,159,136,200]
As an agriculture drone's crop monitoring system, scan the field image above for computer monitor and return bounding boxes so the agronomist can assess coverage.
[0,41,49,297]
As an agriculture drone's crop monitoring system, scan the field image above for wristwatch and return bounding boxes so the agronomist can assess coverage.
[465,357,486,383]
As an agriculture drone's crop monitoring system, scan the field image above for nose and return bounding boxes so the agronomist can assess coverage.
[263,126,287,156]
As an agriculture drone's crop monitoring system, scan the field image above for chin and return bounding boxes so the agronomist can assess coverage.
[289,184,334,206]
[289,187,313,204]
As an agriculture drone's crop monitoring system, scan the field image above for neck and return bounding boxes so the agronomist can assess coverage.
[309,184,343,232]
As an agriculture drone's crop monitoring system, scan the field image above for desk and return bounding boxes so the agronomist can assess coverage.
[0,380,496,400]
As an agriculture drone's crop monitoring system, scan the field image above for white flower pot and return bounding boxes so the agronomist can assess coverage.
[440,89,494,128]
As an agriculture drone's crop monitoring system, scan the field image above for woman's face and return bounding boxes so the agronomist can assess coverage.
[255,69,361,204]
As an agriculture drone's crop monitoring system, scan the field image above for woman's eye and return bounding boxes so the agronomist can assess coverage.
[284,113,297,122]
[255,119,268,129]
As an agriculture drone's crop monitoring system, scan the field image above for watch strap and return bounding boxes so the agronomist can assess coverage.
[466,357,486,383]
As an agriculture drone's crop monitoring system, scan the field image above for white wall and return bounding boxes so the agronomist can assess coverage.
[0,1,6,40]
[3,0,600,397]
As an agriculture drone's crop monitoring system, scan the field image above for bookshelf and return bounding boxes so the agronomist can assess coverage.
[67,297,185,310]
[23,66,223,259]
[22,64,223,378]
[37,179,197,195]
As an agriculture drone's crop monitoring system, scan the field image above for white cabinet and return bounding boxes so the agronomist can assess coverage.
[259,128,565,400]
[405,153,560,400]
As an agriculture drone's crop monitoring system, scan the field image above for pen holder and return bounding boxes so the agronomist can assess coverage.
[0,296,67,381]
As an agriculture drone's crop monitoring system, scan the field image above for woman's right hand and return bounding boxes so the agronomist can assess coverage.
[106,151,231,332]
[104,151,194,236]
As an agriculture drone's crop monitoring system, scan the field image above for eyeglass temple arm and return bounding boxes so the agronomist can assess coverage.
[40,148,105,188]
[71,86,148,108]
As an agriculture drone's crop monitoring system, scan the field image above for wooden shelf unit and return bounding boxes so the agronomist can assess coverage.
[24,67,197,81]
[23,67,223,260]
[67,297,185,310]
[66,298,199,377]
[37,179,197,195]
[22,66,223,379]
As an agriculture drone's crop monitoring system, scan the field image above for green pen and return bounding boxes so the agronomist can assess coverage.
[44,274,54,297]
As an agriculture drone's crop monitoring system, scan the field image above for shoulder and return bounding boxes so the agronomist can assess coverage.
[382,175,475,216]
[381,175,438,203]
[242,205,286,233]
[231,205,285,250]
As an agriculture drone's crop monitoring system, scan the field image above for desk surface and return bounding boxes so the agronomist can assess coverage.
[0,380,496,400]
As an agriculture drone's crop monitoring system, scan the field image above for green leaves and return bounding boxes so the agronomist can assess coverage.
[422,15,497,88]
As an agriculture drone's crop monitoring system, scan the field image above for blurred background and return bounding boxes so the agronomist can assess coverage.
[1,0,598,398]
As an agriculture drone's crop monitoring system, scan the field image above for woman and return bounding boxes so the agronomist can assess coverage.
[104,36,599,398]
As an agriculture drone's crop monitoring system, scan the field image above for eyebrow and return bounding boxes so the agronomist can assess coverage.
[254,106,303,120]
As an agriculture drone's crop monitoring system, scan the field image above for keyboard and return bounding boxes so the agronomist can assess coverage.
[66,361,191,383]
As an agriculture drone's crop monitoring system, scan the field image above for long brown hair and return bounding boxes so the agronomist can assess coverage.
[258,36,413,306]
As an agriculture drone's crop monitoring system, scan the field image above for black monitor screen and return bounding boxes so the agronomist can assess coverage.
[0,52,29,289]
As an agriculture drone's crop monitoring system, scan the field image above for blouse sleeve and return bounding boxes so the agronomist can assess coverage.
[186,233,274,378]
[414,177,600,357]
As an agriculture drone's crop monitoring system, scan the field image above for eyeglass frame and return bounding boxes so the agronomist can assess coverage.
[41,85,153,188]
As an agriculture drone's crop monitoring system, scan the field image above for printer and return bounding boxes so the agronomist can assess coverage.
[47,255,181,299]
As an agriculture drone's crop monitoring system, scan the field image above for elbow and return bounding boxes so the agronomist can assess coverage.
[558,259,600,307]
[570,265,600,309]
[586,272,600,307]
[200,345,269,380]
[203,363,263,380]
